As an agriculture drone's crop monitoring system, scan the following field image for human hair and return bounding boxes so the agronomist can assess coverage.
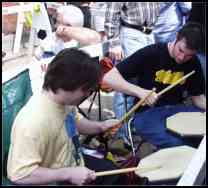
[176,22,204,52]
[57,5,84,27]
[43,48,101,93]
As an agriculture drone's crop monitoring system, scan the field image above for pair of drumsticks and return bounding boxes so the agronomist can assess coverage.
[98,70,195,177]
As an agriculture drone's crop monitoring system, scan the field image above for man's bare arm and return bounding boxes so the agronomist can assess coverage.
[76,118,119,135]
[102,67,158,105]
[13,166,95,185]
[56,25,102,45]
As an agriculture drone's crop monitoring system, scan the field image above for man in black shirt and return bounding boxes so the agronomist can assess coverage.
[103,22,206,149]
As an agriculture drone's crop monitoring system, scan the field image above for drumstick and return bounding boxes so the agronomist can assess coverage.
[117,70,195,126]
[95,165,161,177]
[105,70,195,136]
[103,88,156,137]
[119,88,156,125]
[157,70,195,96]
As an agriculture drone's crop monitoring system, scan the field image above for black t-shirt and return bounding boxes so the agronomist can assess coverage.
[116,43,205,113]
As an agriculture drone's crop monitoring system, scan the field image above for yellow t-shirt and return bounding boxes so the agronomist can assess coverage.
[7,92,84,182]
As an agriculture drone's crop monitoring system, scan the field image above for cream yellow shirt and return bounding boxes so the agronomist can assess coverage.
[7,92,84,182]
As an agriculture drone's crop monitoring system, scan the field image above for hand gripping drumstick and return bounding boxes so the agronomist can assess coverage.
[103,88,156,138]
[95,165,162,177]
[119,88,156,125]
[106,70,195,136]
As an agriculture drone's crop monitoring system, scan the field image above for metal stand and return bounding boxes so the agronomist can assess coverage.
[78,88,102,121]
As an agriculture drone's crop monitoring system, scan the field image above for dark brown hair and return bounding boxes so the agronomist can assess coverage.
[43,48,101,93]
[176,22,204,52]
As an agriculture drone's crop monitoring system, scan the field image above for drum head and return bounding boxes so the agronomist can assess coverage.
[166,112,206,137]
[135,145,196,182]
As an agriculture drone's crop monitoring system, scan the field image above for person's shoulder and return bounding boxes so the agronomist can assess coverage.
[154,42,167,48]
[13,94,51,131]
[189,55,203,68]
[12,110,46,140]
[153,43,168,54]
[141,42,167,54]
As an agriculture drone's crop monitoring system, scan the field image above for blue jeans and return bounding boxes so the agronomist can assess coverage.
[113,92,135,138]
[132,104,203,149]
[113,26,155,139]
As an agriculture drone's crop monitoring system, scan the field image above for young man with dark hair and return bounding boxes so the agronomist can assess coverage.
[103,22,206,149]
[7,48,122,185]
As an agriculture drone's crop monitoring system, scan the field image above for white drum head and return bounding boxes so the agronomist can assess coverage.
[166,112,206,136]
[135,145,196,182]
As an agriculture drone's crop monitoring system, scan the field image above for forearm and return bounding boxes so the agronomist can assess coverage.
[191,95,206,111]
[76,117,103,135]
[103,68,144,98]
[62,26,101,45]
[13,167,68,185]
